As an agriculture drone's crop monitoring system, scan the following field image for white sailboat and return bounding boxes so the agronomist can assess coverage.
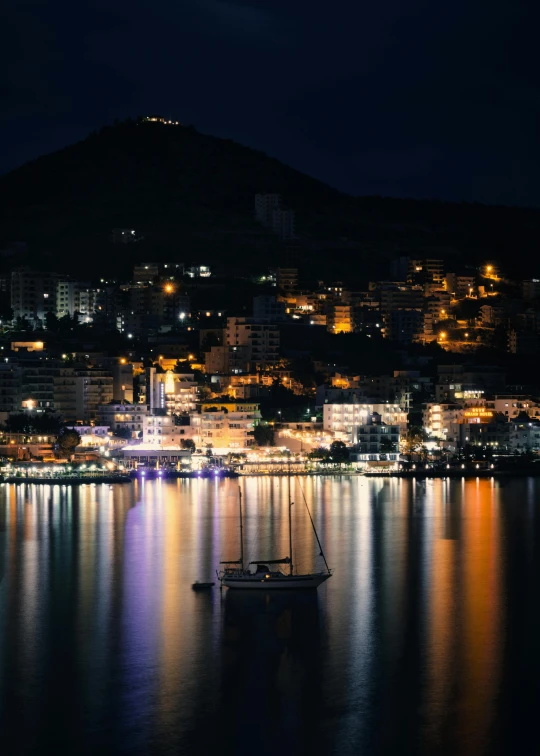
[218,479,332,590]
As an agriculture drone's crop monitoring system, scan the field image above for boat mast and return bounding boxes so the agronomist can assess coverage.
[288,454,293,575]
[239,487,244,570]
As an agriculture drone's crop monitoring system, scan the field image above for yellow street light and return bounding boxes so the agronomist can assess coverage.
[164,283,174,293]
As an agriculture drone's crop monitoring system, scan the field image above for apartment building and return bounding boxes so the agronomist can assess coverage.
[98,402,148,437]
[192,402,261,449]
[11,269,59,326]
[226,318,280,367]
[323,403,408,442]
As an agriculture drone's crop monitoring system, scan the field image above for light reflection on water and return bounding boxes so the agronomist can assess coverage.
[1,477,540,755]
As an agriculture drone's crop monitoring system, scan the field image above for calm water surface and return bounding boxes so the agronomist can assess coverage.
[1,477,540,755]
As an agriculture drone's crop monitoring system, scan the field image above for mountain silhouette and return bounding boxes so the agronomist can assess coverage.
[0,119,539,282]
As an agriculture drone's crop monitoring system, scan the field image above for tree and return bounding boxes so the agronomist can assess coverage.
[400,427,426,458]
[308,447,330,461]
[181,439,196,451]
[329,440,349,464]
[55,428,81,459]
[253,424,275,446]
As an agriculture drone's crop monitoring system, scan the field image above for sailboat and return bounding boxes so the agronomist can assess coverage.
[218,479,332,590]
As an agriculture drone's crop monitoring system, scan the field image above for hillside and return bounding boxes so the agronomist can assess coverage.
[1,120,540,282]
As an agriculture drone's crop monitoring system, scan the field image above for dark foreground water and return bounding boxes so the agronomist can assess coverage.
[1,477,540,755]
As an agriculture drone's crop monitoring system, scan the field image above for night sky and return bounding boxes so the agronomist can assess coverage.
[2,1,539,205]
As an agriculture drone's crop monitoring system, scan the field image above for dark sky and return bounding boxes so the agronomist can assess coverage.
[2,0,539,205]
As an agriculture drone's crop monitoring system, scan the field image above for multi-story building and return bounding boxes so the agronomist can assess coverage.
[445,273,476,299]
[253,296,287,322]
[11,269,59,326]
[461,417,540,452]
[53,368,113,422]
[271,208,296,240]
[150,371,198,414]
[56,280,98,321]
[407,259,445,286]
[384,309,424,343]
[142,413,195,445]
[98,402,148,437]
[192,402,261,449]
[327,303,353,333]
[226,318,279,367]
[323,403,408,442]
[423,403,465,440]
[353,412,401,461]
[204,345,251,374]
[255,194,282,226]
[0,363,23,412]
[276,268,298,293]
[133,263,160,283]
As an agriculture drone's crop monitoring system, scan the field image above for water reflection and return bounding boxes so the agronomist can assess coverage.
[1,477,540,755]
[220,590,322,756]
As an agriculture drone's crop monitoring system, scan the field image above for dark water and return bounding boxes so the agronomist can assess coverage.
[1,477,540,755]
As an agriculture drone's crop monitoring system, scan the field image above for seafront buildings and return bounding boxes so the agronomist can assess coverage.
[3,252,540,469]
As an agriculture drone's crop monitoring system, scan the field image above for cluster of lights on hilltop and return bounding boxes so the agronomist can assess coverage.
[141,116,181,126]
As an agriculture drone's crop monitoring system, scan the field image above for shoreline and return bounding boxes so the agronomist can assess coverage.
[1,469,540,484]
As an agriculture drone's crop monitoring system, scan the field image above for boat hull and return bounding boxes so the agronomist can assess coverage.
[222,573,331,590]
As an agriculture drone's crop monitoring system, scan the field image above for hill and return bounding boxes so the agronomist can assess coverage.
[0,119,539,282]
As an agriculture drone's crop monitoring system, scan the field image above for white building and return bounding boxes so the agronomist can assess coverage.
[11,269,59,326]
[423,403,465,440]
[98,402,148,437]
[122,445,192,467]
[191,402,261,449]
[150,371,198,414]
[143,413,196,445]
[323,403,408,443]
[56,281,98,321]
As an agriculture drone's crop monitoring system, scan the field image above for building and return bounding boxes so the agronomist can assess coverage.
[132,263,161,283]
[11,270,59,326]
[186,265,211,278]
[226,318,280,367]
[255,194,281,226]
[0,363,23,412]
[276,268,298,293]
[423,403,465,440]
[56,280,98,321]
[204,345,251,374]
[352,412,401,461]
[323,403,408,442]
[271,208,296,240]
[407,259,445,286]
[143,413,195,445]
[445,273,476,298]
[98,402,148,437]
[253,296,287,322]
[149,371,198,414]
[113,362,134,403]
[462,416,540,452]
[522,280,540,301]
[384,309,424,343]
[122,445,192,467]
[327,303,353,333]
[192,402,261,449]
[52,368,113,422]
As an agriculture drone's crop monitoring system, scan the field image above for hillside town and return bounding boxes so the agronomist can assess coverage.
[1,233,540,475]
